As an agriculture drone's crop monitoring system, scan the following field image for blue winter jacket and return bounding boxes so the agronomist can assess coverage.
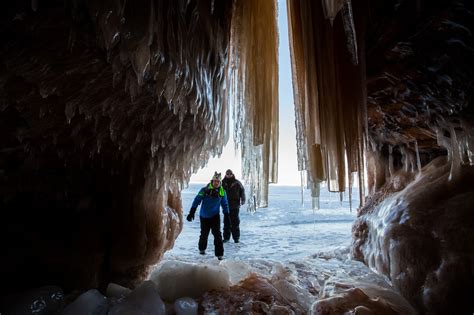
[191,183,230,218]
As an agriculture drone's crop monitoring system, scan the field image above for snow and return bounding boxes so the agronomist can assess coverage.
[150,185,419,314]
[164,184,358,262]
[153,195,417,315]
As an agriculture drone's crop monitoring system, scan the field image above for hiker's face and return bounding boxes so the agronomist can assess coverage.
[212,179,221,187]
[225,172,233,177]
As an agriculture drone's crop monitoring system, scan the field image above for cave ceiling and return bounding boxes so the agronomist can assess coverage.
[366,0,474,161]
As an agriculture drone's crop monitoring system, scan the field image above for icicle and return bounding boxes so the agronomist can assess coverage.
[321,0,344,23]
[287,0,365,209]
[65,101,76,124]
[31,0,38,12]
[39,106,46,118]
[341,0,358,65]
[414,140,422,174]
[448,126,461,182]
[311,181,320,210]
[67,28,76,51]
[348,171,353,212]
[97,139,101,154]
[400,145,409,173]
[388,145,394,177]
[466,135,474,166]
[436,127,452,161]
[300,171,305,207]
[229,0,279,209]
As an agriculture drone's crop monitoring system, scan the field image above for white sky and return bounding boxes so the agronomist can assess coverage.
[190,0,300,185]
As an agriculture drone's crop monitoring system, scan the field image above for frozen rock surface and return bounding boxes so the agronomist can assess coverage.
[149,260,230,301]
[152,255,415,314]
[174,297,198,315]
[353,157,474,313]
[61,289,107,315]
[0,285,64,315]
[105,283,132,298]
[108,281,165,315]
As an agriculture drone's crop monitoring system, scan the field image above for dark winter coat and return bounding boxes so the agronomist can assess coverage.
[222,176,246,209]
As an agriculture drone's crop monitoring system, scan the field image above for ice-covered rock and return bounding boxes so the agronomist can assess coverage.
[353,157,474,313]
[105,283,132,298]
[0,285,64,315]
[149,260,230,301]
[108,281,165,315]
[219,259,253,285]
[174,297,198,315]
[61,289,107,315]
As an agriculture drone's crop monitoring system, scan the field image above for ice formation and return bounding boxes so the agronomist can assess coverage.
[61,289,108,315]
[108,281,166,314]
[287,0,366,208]
[0,286,64,314]
[4,256,415,313]
[229,0,279,210]
[161,255,416,314]
[148,260,231,301]
[0,0,280,291]
[352,1,474,313]
[87,0,280,211]
[353,156,474,314]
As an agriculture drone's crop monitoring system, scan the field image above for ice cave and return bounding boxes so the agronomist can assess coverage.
[0,0,473,314]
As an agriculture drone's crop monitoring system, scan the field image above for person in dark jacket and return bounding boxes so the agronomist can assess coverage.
[186,172,230,260]
[221,169,246,243]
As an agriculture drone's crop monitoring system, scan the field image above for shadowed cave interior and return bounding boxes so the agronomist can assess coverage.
[1,0,473,314]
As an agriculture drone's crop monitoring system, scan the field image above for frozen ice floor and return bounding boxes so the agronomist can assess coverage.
[164,184,358,263]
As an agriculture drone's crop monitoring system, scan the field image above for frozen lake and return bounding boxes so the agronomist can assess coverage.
[164,184,358,262]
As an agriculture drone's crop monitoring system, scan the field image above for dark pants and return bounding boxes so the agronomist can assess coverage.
[223,208,240,241]
[199,214,224,256]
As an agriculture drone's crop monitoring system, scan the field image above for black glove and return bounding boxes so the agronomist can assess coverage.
[187,208,196,222]
[224,213,231,228]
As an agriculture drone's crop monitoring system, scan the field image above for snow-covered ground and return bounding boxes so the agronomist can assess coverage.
[164,184,358,262]
[153,186,417,314]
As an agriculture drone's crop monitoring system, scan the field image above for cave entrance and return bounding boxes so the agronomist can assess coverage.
[171,0,357,264]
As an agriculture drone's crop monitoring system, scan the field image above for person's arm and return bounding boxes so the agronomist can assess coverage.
[239,181,246,205]
[221,191,230,214]
[191,188,205,209]
[221,191,231,228]
[187,188,204,221]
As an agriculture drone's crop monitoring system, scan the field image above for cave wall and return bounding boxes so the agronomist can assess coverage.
[0,0,233,293]
[353,0,474,313]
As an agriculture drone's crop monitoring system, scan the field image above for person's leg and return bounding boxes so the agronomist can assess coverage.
[198,217,211,253]
[230,208,240,242]
[223,212,231,241]
[211,214,224,257]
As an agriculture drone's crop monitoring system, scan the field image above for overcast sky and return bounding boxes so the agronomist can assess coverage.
[190,0,300,185]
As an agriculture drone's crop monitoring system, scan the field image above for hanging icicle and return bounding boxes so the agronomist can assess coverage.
[287,0,366,209]
[229,0,279,211]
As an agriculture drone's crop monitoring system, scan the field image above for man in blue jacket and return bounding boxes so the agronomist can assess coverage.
[186,172,230,260]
